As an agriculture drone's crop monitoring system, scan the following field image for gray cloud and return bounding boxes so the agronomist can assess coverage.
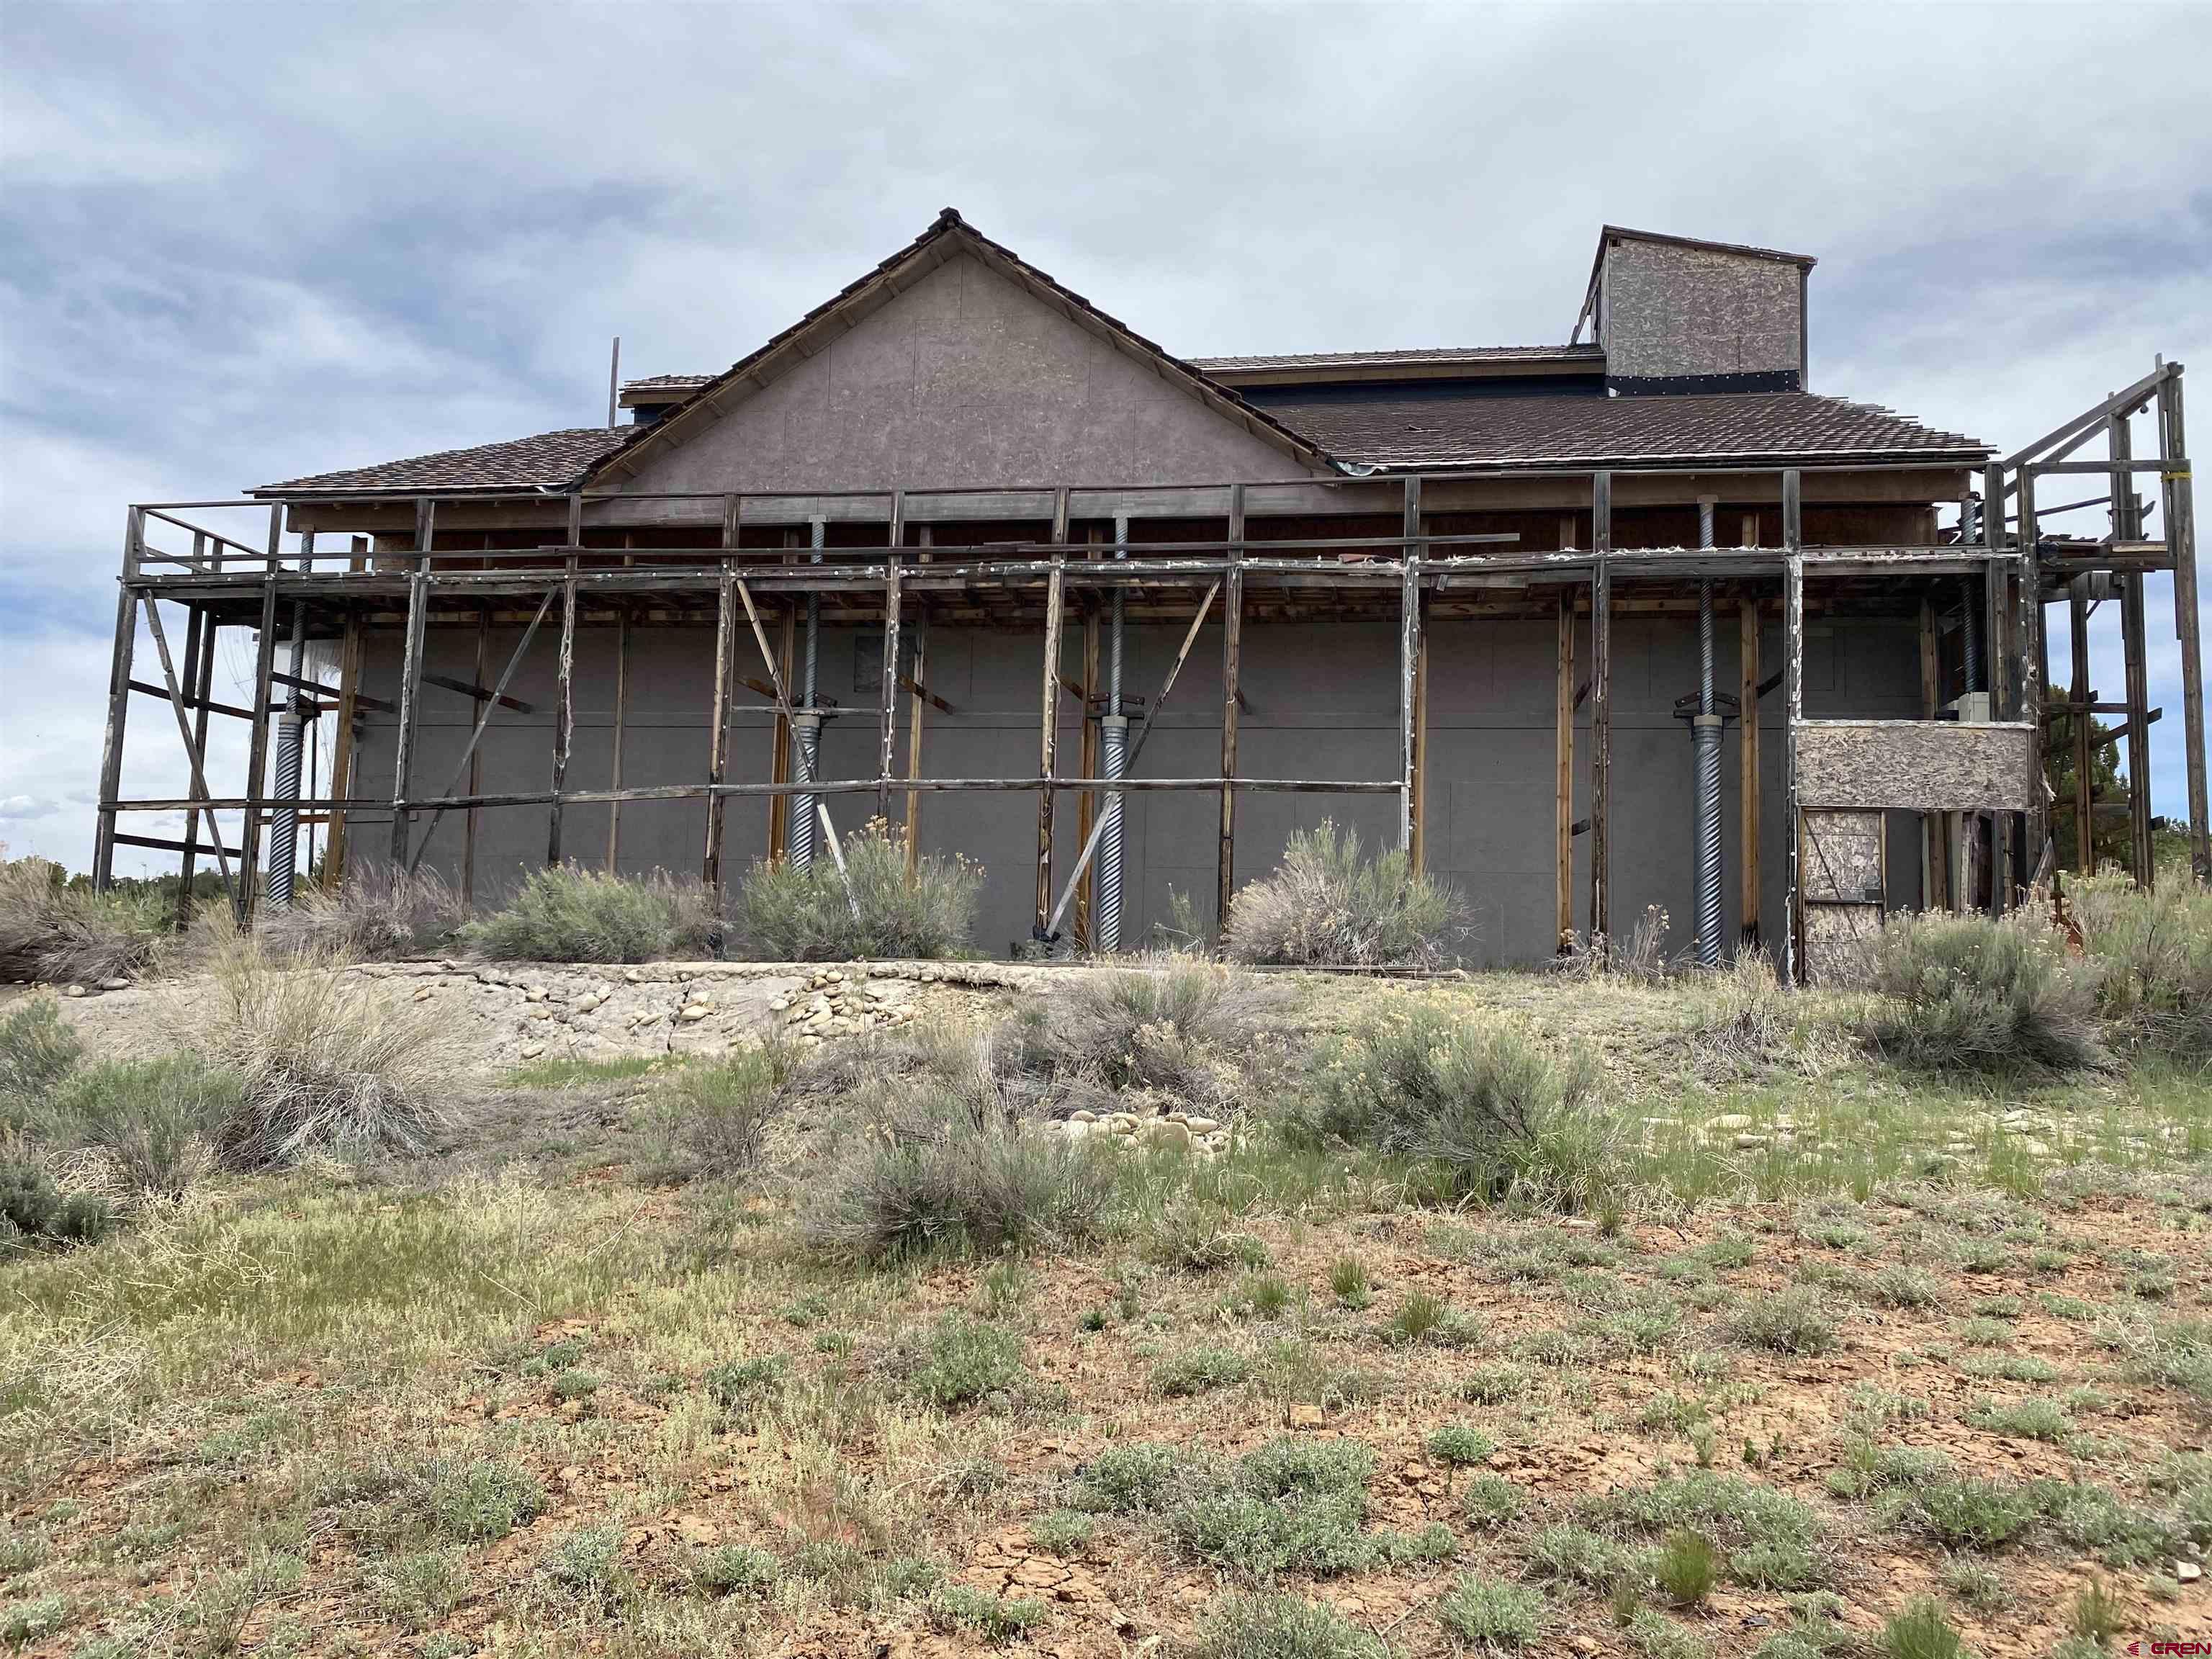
[2,1,2206,872]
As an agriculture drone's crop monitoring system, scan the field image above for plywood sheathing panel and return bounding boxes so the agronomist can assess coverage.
[1796,720,2036,813]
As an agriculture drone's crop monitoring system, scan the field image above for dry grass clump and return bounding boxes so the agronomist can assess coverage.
[1029,958,1282,1115]
[655,1044,792,1179]
[203,934,457,1164]
[1681,951,1844,1079]
[1287,1000,1615,1212]
[467,865,719,963]
[2074,873,2212,1064]
[258,864,466,962]
[1555,904,1674,983]
[0,855,168,985]
[1866,911,2106,1076]
[801,1041,1115,1263]
[1223,819,1460,968]
[736,819,981,961]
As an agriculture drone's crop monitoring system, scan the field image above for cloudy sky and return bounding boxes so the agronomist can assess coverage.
[2,1,2206,878]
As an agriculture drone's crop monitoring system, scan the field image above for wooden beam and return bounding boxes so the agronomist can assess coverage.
[1740,595,1762,943]
[2018,468,2046,884]
[547,565,578,866]
[1219,485,1245,922]
[2157,372,2211,882]
[387,565,431,867]
[2069,578,2094,874]
[1411,598,1430,873]
[138,593,237,908]
[463,608,488,905]
[1043,580,1221,938]
[877,549,902,822]
[408,589,559,873]
[324,613,360,891]
[1398,476,1422,852]
[1918,595,1948,911]
[769,603,794,860]
[905,608,930,880]
[1782,471,1804,983]
[703,565,736,894]
[2112,407,2154,888]
[237,563,279,922]
[1555,586,1574,951]
[174,603,204,921]
[1035,557,1066,935]
[606,603,629,872]
[1589,471,1612,946]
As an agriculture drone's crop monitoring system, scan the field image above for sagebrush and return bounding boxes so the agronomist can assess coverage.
[467,866,719,963]
[737,819,981,961]
[2073,873,2212,1063]
[1223,819,1460,968]
[1287,1001,1614,1210]
[1867,912,2105,1074]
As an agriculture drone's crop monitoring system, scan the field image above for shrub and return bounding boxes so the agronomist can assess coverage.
[1185,1591,1387,1659]
[2074,871,2212,1061]
[660,1046,791,1178]
[703,1354,788,1421]
[1460,1473,1522,1528]
[1223,819,1461,968]
[538,1523,624,1596]
[258,863,467,961]
[373,1547,467,1629]
[1,1158,114,1247]
[0,997,80,1118]
[691,1544,777,1596]
[1426,1424,1496,1467]
[1879,1477,2037,1550]
[737,819,981,961]
[1154,1346,1249,1397]
[1866,912,2105,1074]
[1438,1572,1545,1648]
[37,1052,240,1197]
[1072,1444,1187,1514]
[906,1313,1028,1408]
[930,1583,1047,1641]
[468,865,718,963]
[1727,1289,1837,1356]
[204,935,456,1164]
[1329,1254,1372,1308]
[1041,958,1277,1107]
[1528,1522,1629,1586]
[1582,1472,1822,1590]
[804,1079,1112,1262]
[423,1455,547,1542]
[1292,1002,1614,1211]
[1030,1509,1094,1555]
[0,855,166,985]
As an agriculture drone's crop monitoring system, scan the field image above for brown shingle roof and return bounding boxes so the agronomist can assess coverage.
[256,428,627,495]
[1245,389,1987,471]
[1190,345,1601,373]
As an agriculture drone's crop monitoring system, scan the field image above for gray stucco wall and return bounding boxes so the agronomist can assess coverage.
[344,609,1927,965]
[612,251,1321,496]
[1601,239,1804,384]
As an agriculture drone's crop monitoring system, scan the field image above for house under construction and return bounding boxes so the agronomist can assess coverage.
[91,213,2208,977]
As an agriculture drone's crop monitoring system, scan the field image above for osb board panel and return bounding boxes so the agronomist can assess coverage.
[1804,902,1884,983]
[1801,809,1883,902]
[1797,721,2034,811]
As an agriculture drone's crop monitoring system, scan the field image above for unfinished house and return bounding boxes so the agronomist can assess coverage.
[93,214,2208,977]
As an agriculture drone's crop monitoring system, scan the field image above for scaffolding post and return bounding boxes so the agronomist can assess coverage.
[1218,484,1244,925]
[2157,371,2210,881]
[91,508,140,892]
[1589,471,1613,947]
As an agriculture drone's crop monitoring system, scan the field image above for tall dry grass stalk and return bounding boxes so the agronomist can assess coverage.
[204,932,459,1163]
[0,855,168,985]
[258,863,467,961]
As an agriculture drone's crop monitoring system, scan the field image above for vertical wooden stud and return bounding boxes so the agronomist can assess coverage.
[1218,485,1245,922]
[387,565,431,868]
[1035,558,1066,935]
[91,508,142,892]
[462,608,488,904]
[1918,595,1949,909]
[2069,578,2094,874]
[606,605,629,872]
[1782,471,1804,983]
[325,613,360,891]
[1740,595,1762,943]
[1075,527,1101,948]
[1554,586,1575,950]
[1398,476,1423,851]
[1589,472,1613,945]
[2018,467,2045,884]
[703,565,736,893]
[2157,372,2210,881]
